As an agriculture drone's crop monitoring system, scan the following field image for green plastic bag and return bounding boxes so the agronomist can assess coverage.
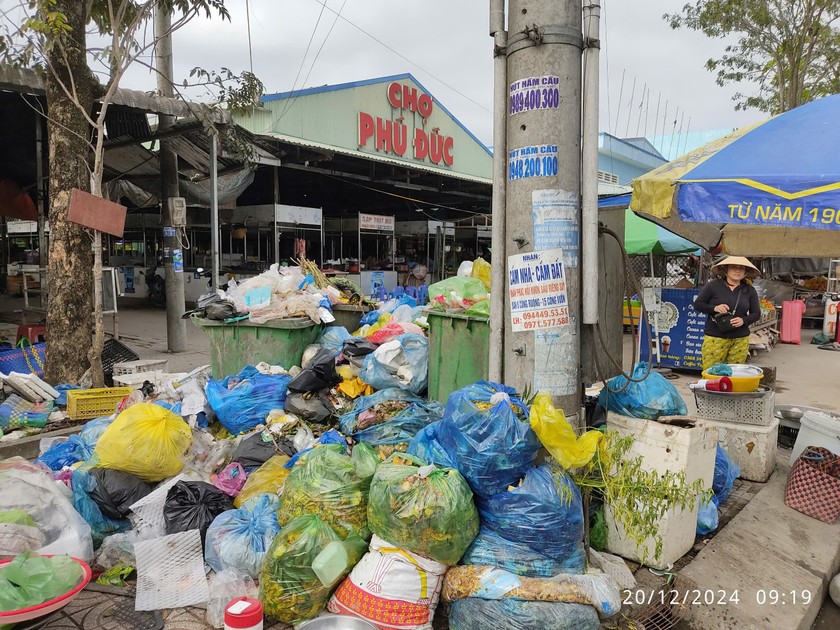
[278,444,371,539]
[351,442,380,481]
[0,510,36,527]
[259,514,361,624]
[367,453,479,565]
[428,276,488,310]
[0,553,85,612]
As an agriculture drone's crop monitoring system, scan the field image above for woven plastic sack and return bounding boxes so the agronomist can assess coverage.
[234,455,290,508]
[164,481,233,542]
[784,446,840,523]
[0,458,93,561]
[712,444,740,507]
[368,453,479,565]
[339,388,444,449]
[437,381,539,497]
[93,403,191,482]
[205,365,292,435]
[278,443,371,539]
[205,494,281,578]
[407,421,456,468]
[598,362,688,420]
[448,596,600,630]
[360,333,429,395]
[477,463,585,572]
[529,393,603,470]
[0,341,46,377]
[259,514,347,624]
[460,526,566,578]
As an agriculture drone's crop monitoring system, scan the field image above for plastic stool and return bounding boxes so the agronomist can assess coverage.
[405,286,419,300]
[17,324,46,344]
[417,285,429,304]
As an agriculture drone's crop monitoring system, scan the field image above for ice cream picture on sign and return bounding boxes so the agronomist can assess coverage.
[507,249,570,332]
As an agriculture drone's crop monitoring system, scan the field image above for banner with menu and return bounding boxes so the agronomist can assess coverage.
[640,287,706,371]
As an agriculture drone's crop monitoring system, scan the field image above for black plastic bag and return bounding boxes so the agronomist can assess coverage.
[288,348,341,393]
[88,468,154,521]
[284,390,335,423]
[164,481,233,541]
[342,338,377,358]
[232,431,296,468]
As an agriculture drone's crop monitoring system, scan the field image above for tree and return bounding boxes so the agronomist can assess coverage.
[2,1,261,384]
[665,0,840,114]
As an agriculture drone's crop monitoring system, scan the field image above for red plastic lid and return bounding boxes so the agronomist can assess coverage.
[719,377,733,392]
[224,597,263,629]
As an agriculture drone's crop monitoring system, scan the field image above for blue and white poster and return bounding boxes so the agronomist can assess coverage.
[640,287,706,370]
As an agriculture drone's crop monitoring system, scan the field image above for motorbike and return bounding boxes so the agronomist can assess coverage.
[140,263,166,308]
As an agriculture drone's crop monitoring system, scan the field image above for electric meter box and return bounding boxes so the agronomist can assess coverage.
[168,197,187,227]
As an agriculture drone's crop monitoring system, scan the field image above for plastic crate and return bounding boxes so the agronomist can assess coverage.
[66,387,132,420]
[113,359,168,376]
[693,386,775,426]
[102,338,139,374]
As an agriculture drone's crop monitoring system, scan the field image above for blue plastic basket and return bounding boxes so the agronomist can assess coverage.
[0,341,46,377]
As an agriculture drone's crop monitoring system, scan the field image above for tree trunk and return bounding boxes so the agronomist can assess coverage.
[44,0,95,385]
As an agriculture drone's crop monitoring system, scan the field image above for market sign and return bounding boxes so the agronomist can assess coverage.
[275,204,322,227]
[359,212,394,232]
[357,82,455,167]
[508,248,570,332]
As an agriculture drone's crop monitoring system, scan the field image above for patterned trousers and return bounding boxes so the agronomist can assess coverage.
[701,335,750,370]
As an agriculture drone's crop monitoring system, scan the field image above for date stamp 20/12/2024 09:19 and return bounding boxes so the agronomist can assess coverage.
[622,589,814,607]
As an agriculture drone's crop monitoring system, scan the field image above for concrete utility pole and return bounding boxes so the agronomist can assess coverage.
[154,8,187,352]
[503,0,583,422]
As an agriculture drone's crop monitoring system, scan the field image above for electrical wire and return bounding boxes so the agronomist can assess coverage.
[279,0,328,119]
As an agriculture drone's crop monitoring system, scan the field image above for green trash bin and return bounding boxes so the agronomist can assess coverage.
[426,310,489,404]
[192,317,321,379]
[331,304,372,333]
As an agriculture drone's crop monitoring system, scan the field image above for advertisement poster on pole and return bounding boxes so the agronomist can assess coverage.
[532,189,580,267]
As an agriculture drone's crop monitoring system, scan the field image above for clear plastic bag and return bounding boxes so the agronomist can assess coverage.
[461,526,567,578]
[448,597,600,630]
[696,496,719,535]
[360,333,429,394]
[234,455,290,508]
[205,494,281,578]
[598,362,688,420]
[206,568,258,629]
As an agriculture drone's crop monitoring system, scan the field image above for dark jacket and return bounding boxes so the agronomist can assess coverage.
[693,279,760,339]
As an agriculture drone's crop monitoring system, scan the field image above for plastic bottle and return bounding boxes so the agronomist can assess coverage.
[224,597,263,630]
[689,377,733,392]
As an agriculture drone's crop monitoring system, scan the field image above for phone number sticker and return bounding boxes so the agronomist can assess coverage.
[509,76,561,115]
[509,145,558,181]
[508,248,569,332]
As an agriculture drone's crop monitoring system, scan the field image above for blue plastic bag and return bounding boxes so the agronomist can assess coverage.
[477,463,585,572]
[360,333,429,394]
[598,362,688,420]
[71,468,128,547]
[696,496,719,535]
[712,444,740,507]
[79,416,115,445]
[449,598,600,630]
[55,384,83,407]
[436,381,539,497]
[339,388,443,447]
[407,421,456,468]
[36,435,94,471]
[318,326,352,356]
[205,366,292,435]
[205,494,281,578]
[460,526,567,578]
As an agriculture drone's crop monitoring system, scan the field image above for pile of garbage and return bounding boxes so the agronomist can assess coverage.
[0,339,626,629]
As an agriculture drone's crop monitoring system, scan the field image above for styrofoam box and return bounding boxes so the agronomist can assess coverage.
[702,416,779,482]
[604,413,717,570]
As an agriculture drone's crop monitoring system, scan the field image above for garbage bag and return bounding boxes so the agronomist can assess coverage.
[428,276,488,310]
[529,393,603,470]
[278,443,371,539]
[328,534,448,630]
[442,565,621,616]
[598,362,688,420]
[448,597,601,630]
[470,257,492,290]
[284,391,336,424]
[205,494,281,578]
[360,333,429,394]
[0,510,45,559]
[436,381,539,497]
[259,514,350,624]
[460,526,567,578]
[87,468,153,521]
[712,444,740,506]
[234,455,290,508]
[477,463,585,572]
[0,458,93,561]
[205,366,292,435]
[287,347,340,393]
[206,568,258,629]
[342,338,377,359]
[79,415,115,445]
[212,462,247,497]
[0,552,87,613]
[368,453,479,565]
[339,388,444,450]
[93,403,192,483]
[696,496,719,535]
[232,430,296,468]
[350,442,380,481]
[71,467,129,547]
[35,434,93,471]
[164,481,234,542]
[318,326,353,356]
[407,420,456,468]
[283,429,349,468]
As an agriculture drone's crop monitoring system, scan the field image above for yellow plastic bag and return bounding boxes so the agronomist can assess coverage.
[470,257,491,290]
[529,393,603,470]
[93,403,192,482]
[234,454,290,508]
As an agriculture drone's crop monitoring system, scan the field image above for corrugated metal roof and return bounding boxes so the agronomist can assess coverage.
[263,132,492,185]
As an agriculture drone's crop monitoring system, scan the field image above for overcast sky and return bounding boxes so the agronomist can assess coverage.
[24,0,767,147]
